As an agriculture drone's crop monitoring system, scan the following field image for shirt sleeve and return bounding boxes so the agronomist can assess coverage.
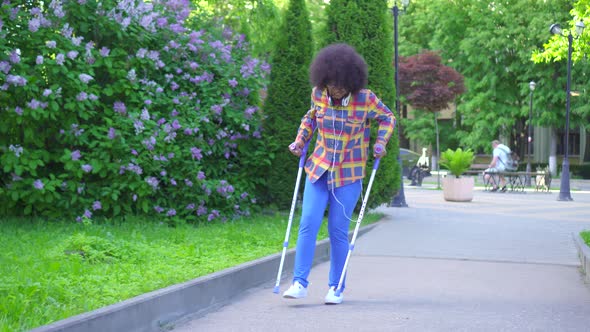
[295,90,317,144]
[367,91,395,146]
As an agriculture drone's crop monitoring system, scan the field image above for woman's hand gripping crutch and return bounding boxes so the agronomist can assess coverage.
[334,145,383,297]
[273,139,311,294]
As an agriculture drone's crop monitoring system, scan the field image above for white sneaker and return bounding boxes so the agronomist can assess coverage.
[324,287,343,304]
[282,281,307,299]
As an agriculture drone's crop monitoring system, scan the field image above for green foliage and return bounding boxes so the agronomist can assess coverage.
[261,0,313,208]
[0,213,382,330]
[323,0,400,207]
[0,1,269,222]
[400,0,589,153]
[581,230,590,247]
[440,148,474,178]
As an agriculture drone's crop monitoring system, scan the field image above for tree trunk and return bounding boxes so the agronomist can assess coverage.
[434,112,440,189]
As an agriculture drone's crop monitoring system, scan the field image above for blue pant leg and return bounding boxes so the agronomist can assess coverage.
[327,180,362,291]
[293,175,329,288]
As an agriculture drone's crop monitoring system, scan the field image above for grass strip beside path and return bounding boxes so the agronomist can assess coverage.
[0,212,382,331]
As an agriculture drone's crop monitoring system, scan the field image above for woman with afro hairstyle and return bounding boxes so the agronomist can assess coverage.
[283,43,395,304]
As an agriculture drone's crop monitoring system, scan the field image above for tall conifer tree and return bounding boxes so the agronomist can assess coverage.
[323,0,400,207]
[262,0,313,208]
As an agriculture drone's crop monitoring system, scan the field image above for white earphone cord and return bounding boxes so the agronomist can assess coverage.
[329,108,364,223]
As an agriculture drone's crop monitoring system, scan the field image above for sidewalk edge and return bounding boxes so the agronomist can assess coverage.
[573,232,590,283]
[30,222,381,332]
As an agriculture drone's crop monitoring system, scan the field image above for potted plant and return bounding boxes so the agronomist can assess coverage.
[440,148,475,202]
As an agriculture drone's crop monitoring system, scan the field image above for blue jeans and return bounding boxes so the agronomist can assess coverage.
[293,172,362,291]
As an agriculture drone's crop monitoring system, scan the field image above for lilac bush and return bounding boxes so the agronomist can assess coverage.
[0,0,269,222]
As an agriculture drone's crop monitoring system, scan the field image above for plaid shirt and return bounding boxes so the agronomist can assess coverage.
[295,87,396,188]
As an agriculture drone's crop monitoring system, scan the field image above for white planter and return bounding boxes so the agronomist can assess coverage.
[442,176,474,202]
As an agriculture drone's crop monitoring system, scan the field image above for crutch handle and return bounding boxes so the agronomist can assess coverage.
[299,140,311,168]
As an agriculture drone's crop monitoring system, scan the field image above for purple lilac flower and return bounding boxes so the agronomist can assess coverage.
[72,36,83,46]
[77,92,88,101]
[208,210,220,221]
[0,61,10,74]
[92,201,102,211]
[144,99,152,105]
[134,120,144,135]
[157,118,166,126]
[127,163,142,175]
[67,51,78,59]
[132,194,137,201]
[9,50,20,64]
[170,179,177,186]
[6,75,27,86]
[83,209,92,219]
[99,47,110,57]
[240,192,249,199]
[71,150,81,161]
[184,179,193,187]
[211,104,223,115]
[127,69,136,81]
[29,18,40,32]
[81,164,93,173]
[171,109,179,117]
[228,78,238,87]
[12,173,23,182]
[35,56,43,65]
[43,89,52,97]
[88,94,98,101]
[55,53,65,65]
[146,176,159,190]
[184,128,193,135]
[190,147,202,160]
[171,120,181,130]
[140,109,150,121]
[108,127,116,139]
[46,41,57,48]
[197,205,207,216]
[169,23,184,34]
[197,171,205,180]
[9,145,23,157]
[33,179,44,190]
[167,209,176,217]
[154,206,164,213]
[160,170,167,176]
[79,73,93,84]
[186,203,195,210]
[113,101,126,115]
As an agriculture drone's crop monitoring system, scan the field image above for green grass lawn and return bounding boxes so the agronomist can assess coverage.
[0,212,382,331]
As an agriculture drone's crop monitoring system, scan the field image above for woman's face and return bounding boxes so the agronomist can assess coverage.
[327,85,348,99]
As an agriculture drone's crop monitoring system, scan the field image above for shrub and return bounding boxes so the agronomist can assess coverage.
[261,0,313,209]
[0,0,269,222]
[323,0,400,208]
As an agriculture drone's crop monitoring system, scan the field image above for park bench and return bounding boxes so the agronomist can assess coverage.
[483,170,552,193]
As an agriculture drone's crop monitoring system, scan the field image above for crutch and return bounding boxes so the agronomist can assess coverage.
[273,139,312,294]
[334,154,382,297]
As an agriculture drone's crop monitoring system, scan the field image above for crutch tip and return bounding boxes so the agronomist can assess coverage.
[273,286,280,294]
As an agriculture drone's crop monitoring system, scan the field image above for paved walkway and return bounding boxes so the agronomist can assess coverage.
[174,187,590,332]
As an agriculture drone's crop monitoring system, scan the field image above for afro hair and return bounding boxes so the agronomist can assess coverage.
[309,43,368,95]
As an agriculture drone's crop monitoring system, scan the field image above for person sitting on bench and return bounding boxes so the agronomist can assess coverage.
[483,140,510,192]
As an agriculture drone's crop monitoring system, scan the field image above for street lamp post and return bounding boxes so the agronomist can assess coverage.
[390,0,410,208]
[549,20,585,201]
[525,81,535,187]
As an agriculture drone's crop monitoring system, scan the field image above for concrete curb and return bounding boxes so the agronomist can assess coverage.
[30,222,381,332]
[573,233,590,283]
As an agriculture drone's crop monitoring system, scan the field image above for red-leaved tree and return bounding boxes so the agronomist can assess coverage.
[399,51,465,184]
